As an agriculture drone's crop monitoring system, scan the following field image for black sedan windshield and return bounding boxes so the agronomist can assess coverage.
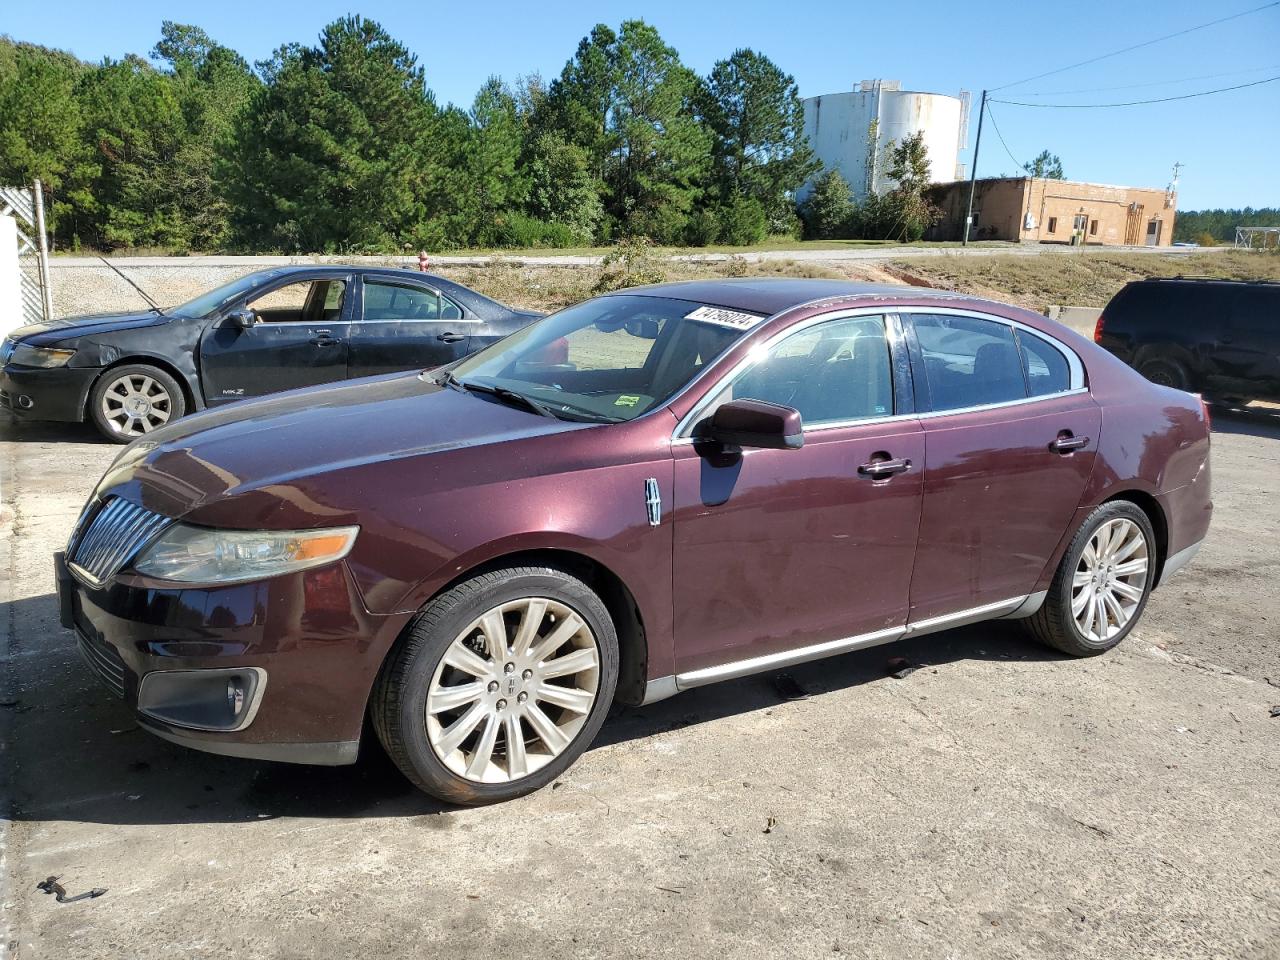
[168,270,289,319]
[447,295,763,422]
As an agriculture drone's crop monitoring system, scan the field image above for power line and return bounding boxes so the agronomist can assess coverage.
[989,0,1280,92]
[992,74,1280,108]
[983,103,1024,173]
[1022,64,1280,97]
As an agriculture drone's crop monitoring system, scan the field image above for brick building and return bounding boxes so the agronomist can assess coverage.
[926,177,1176,246]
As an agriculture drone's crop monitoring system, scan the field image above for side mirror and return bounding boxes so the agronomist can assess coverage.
[230,308,258,330]
[704,399,804,451]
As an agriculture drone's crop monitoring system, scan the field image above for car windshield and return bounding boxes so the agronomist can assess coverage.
[167,270,290,319]
[446,294,762,422]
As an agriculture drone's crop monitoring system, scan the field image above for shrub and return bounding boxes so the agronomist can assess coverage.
[718,195,768,246]
[593,236,668,292]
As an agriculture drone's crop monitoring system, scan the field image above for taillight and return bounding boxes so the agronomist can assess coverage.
[1199,394,1212,432]
[1093,312,1105,343]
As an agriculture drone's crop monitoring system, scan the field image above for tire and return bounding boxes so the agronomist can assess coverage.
[89,363,186,443]
[1022,501,1157,657]
[371,565,619,805]
[1136,356,1189,391]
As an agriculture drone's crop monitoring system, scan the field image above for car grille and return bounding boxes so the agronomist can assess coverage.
[67,497,171,586]
[75,627,127,699]
[0,389,11,410]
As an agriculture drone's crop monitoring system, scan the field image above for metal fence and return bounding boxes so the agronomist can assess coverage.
[0,180,54,325]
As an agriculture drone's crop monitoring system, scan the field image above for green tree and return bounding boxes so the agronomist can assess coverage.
[873,132,939,241]
[1024,149,1065,179]
[542,25,619,189]
[525,131,603,243]
[607,20,710,242]
[153,22,259,250]
[466,77,526,244]
[799,168,854,239]
[0,39,95,245]
[225,16,443,252]
[697,49,818,234]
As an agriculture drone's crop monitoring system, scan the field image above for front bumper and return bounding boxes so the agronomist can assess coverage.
[55,550,405,765]
[1,364,98,422]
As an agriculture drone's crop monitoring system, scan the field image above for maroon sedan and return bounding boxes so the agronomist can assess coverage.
[55,280,1212,804]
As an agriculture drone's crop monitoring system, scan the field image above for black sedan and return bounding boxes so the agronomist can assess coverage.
[0,266,541,442]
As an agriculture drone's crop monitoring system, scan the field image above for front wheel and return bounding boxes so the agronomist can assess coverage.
[88,364,186,443]
[371,566,619,805]
[1022,501,1157,657]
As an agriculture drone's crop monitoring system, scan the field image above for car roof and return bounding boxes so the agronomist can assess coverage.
[605,278,970,315]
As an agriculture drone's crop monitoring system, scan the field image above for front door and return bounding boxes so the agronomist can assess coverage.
[671,312,924,676]
[199,276,351,404]
[903,310,1100,621]
[347,277,475,378]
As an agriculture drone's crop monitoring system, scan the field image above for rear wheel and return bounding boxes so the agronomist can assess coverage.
[89,363,186,443]
[1137,356,1189,391]
[1023,501,1157,657]
[371,566,618,805]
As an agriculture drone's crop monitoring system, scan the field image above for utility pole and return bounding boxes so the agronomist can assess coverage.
[962,90,987,247]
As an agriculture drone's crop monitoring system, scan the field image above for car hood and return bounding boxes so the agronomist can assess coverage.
[98,372,592,523]
[8,310,173,345]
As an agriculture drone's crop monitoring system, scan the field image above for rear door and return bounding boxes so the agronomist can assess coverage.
[347,276,477,378]
[670,311,924,677]
[903,310,1100,622]
[198,274,352,404]
[1217,286,1280,400]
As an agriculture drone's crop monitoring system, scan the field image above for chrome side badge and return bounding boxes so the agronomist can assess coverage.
[644,478,661,527]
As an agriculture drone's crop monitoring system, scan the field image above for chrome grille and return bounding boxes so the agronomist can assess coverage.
[67,497,171,585]
[76,629,127,699]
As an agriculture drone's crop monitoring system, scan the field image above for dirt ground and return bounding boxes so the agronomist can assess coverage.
[1,401,1278,960]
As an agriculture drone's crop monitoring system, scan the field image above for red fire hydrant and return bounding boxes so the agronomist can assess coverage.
[417,251,430,273]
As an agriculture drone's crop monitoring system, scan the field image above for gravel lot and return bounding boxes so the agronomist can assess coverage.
[2,405,1278,960]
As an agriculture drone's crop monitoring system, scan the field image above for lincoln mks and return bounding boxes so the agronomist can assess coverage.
[55,280,1212,804]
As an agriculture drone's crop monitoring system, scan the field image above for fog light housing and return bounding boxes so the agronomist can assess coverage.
[137,667,267,732]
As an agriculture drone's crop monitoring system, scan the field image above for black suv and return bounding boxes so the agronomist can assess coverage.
[1095,277,1280,403]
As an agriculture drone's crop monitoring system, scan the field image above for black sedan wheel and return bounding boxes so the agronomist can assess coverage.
[89,364,186,443]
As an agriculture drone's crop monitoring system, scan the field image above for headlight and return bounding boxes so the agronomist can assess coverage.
[133,524,359,584]
[11,344,76,368]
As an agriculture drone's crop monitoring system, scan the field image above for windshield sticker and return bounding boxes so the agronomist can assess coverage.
[684,306,765,331]
[614,395,642,408]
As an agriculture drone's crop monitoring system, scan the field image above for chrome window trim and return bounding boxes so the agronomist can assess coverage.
[671,305,1089,442]
[358,278,468,324]
[671,306,896,440]
[899,305,1085,394]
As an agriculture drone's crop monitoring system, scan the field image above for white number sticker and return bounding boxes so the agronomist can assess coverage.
[684,306,764,331]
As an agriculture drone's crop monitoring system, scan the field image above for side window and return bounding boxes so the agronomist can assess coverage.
[362,281,445,321]
[710,315,893,428]
[913,314,1027,411]
[1231,288,1280,334]
[248,279,345,323]
[1016,329,1072,397]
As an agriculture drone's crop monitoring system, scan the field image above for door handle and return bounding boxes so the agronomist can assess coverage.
[1050,433,1090,453]
[857,457,912,479]
[436,332,466,343]
[310,329,341,346]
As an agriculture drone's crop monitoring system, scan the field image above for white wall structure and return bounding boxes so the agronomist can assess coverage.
[799,80,967,201]
[0,214,22,339]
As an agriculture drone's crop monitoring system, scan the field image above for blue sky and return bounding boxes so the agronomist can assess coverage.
[3,0,1278,209]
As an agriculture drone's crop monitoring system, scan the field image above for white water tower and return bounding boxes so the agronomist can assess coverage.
[799,80,968,201]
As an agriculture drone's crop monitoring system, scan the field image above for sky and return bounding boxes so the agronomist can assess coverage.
[3,0,1278,210]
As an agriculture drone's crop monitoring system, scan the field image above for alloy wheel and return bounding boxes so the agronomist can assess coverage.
[1071,518,1150,644]
[426,597,601,784]
[100,373,173,436]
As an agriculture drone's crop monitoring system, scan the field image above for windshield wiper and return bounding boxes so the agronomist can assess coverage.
[450,377,558,419]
